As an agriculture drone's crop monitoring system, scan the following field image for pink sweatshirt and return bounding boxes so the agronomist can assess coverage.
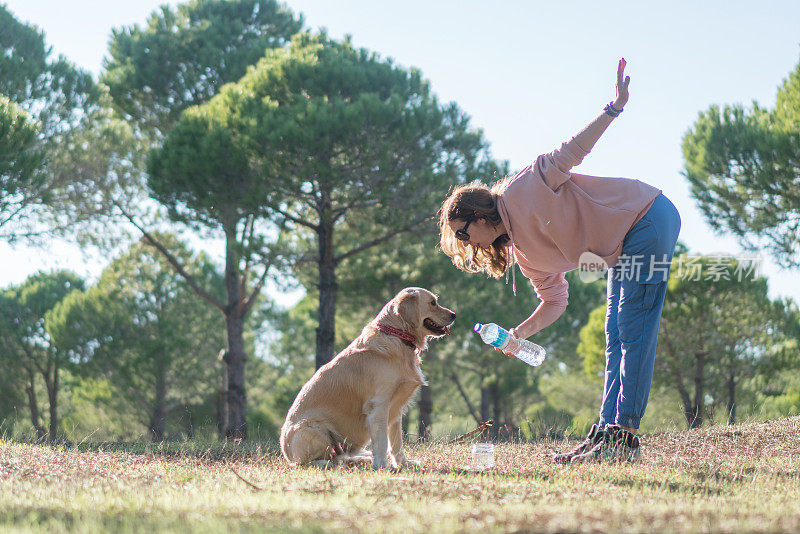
[495,139,661,309]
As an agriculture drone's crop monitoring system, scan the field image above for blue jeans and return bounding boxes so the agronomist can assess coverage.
[599,193,681,429]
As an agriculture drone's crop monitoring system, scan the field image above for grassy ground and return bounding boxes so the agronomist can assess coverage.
[1,417,799,533]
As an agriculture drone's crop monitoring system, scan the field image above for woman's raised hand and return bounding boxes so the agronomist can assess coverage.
[614,58,630,109]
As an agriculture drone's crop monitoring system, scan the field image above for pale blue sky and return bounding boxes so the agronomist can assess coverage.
[2,0,800,304]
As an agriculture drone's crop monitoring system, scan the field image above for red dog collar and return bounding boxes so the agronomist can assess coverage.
[375,323,416,348]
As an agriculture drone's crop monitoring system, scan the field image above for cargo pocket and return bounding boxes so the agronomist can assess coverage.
[617,281,662,344]
[619,280,660,311]
[641,282,660,310]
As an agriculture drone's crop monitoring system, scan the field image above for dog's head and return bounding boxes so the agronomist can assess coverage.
[383,287,456,343]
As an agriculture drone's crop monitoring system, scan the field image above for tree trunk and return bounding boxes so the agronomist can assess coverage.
[223,224,247,439]
[47,362,59,443]
[149,369,167,442]
[185,405,195,439]
[225,311,247,439]
[217,351,229,440]
[727,372,736,426]
[670,360,694,428]
[687,350,707,429]
[134,214,252,440]
[480,386,496,439]
[25,368,45,441]
[490,381,502,440]
[316,218,337,370]
[480,386,490,422]
[418,384,432,442]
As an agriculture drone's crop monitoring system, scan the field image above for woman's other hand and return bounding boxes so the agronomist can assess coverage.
[496,327,522,358]
[613,58,630,109]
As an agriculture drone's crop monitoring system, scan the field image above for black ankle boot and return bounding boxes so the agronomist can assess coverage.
[553,424,605,464]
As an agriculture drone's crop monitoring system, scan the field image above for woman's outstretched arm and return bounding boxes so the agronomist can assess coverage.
[571,58,630,153]
[540,58,631,191]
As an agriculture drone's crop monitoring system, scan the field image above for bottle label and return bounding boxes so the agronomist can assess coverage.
[490,328,508,348]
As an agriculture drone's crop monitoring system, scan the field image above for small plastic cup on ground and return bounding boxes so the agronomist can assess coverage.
[471,442,495,470]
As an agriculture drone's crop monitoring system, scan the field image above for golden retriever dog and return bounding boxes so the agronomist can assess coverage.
[280,287,455,469]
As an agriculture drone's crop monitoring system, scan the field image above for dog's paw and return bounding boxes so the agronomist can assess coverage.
[372,455,390,470]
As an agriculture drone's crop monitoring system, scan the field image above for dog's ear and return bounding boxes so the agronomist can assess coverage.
[394,290,421,328]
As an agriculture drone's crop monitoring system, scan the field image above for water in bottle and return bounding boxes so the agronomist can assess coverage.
[473,322,546,367]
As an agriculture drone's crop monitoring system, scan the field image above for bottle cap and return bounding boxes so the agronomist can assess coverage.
[473,323,482,332]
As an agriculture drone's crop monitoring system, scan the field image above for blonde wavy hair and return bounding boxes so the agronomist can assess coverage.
[438,179,512,279]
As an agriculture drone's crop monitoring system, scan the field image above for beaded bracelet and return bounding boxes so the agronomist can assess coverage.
[604,102,623,117]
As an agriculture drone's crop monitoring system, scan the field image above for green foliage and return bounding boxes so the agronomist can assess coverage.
[0,292,25,422]
[14,272,85,340]
[268,293,319,364]
[103,0,303,133]
[59,375,142,441]
[0,271,85,439]
[0,5,97,140]
[242,358,287,440]
[0,4,98,239]
[149,31,496,232]
[48,0,301,249]
[683,59,800,267]
[260,293,321,423]
[123,4,311,438]
[150,31,501,369]
[577,303,607,378]
[0,95,44,210]
[537,367,602,436]
[0,6,48,99]
[147,108,262,229]
[659,254,795,416]
[752,322,800,420]
[249,33,496,222]
[519,401,572,440]
[760,385,800,418]
[578,253,799,427]
[46,236,226,439]
[44,99,150,248]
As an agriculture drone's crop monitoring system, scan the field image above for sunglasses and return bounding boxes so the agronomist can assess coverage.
[454,215,475,242]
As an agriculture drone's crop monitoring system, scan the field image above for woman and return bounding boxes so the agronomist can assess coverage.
[438,59,681,463]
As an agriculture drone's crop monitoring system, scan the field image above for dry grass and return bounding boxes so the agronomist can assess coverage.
[1,417,799,533]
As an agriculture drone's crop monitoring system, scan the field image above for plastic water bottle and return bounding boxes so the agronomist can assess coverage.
[471,442,495,469]
[473,323,546,367]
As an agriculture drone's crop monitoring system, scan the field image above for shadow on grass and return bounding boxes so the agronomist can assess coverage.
[0,505,324,534]
[2,437,283,464]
